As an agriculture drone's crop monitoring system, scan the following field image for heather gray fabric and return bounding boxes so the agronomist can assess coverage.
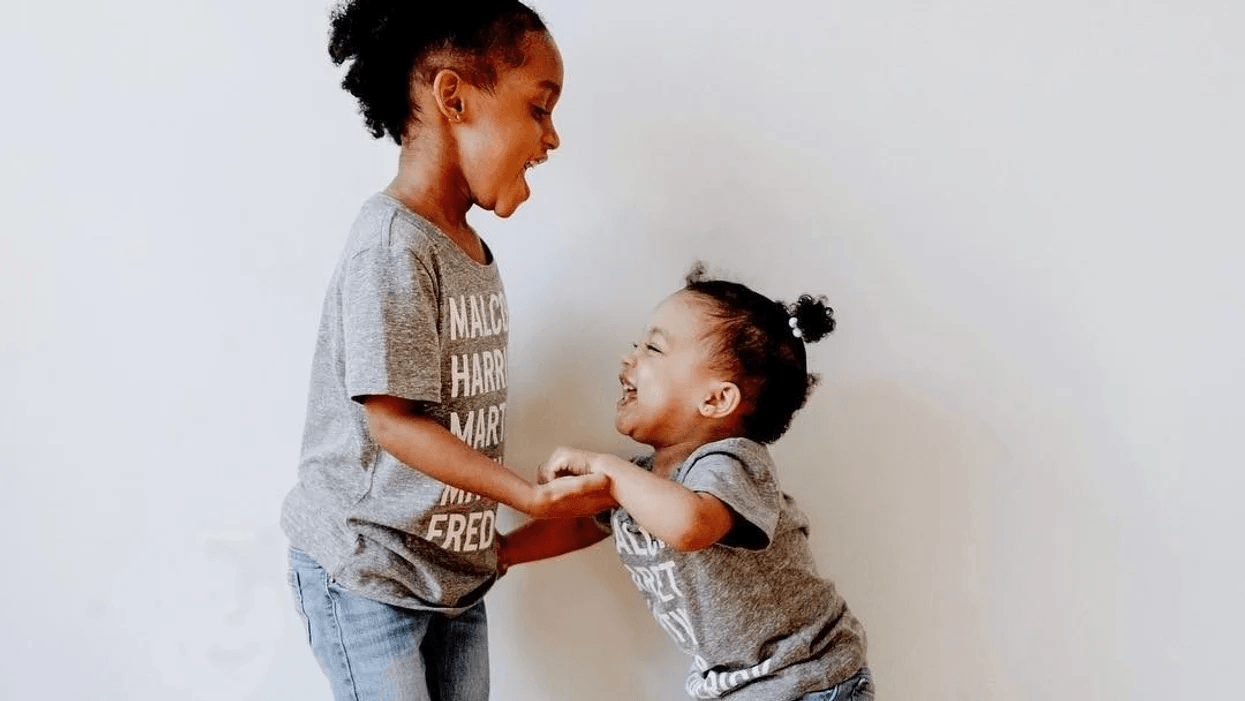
[602,438,868,700]
[282,193,509,613]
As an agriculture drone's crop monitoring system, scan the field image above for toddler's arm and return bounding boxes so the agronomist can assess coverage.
[362,396,614,519]
[542,447,734,552]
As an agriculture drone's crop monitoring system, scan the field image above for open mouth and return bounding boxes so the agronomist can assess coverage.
[618,374,637,406]
[524,156,547,171]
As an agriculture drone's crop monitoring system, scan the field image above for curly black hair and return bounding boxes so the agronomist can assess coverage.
[327,0,548,143]
[682,262,836,444]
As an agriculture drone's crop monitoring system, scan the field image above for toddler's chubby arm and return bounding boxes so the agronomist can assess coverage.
[540,447,733,552]
[362,396,615,519]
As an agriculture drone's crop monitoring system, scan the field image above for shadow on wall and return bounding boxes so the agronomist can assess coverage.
[778,378,1010,699]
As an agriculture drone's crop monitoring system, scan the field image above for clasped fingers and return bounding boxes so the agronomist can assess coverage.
[537,446,594,484]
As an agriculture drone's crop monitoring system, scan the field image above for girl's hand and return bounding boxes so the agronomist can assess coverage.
[527,472,616,519]
[537,446,596,484]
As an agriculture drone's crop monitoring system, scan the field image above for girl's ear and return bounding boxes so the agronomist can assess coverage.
[431,68,467,123]
[699,381,742,420]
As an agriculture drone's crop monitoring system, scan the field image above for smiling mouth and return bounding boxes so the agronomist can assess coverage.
[618,375,637,406]
[524,156,547,171]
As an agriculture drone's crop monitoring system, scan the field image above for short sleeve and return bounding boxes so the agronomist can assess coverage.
[342,244,441,404]
[681,451,781,550]
[592,508,614,534]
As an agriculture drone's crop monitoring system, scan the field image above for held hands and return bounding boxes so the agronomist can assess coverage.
[537,446,599,484]
[525,447,616,519]
[526,447,616,519]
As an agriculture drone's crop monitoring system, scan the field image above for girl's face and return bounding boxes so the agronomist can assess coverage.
[456,31,563,217]
[616,292,727,448]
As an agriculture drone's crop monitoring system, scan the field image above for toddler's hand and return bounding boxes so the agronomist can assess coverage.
[528,472,616,519]
[537,446,595,484]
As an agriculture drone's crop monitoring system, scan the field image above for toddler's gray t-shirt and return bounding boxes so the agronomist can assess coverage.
[601,437,868,700]
[282,193,509,612]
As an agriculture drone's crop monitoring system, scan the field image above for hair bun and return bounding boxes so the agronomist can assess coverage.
[788,294,835,343]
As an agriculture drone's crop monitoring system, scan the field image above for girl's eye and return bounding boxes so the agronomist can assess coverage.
[645,343,662,354]
[531,106,550,119]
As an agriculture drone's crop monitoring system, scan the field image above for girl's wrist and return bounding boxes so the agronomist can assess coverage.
[590,453,627,485]
[514,483,538,517]
[588,452,612,477]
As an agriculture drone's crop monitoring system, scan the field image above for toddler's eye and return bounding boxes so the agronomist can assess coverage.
[531,106,550,119]
[645,343,662,354]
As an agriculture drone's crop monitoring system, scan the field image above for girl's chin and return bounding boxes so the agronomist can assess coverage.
[501,176,532,215]
[613,414,637,438]
[481,182,530,218]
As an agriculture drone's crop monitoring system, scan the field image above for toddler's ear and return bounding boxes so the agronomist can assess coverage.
[699,382,741,420]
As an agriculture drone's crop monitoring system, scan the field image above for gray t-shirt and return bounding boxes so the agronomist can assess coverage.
[281,193,509,612]
[600,437,868,700]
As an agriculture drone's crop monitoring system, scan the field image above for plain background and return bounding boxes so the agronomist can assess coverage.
[3,1,1243,699]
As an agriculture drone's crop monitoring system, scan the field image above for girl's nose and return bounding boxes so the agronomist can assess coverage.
[545,121,560,151]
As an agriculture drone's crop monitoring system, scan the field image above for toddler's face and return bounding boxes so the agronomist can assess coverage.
[616,292,725,447]
[456,31,563,217]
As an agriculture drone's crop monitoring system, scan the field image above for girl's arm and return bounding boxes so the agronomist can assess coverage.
[498,516,610,574]
[542,448,734,552]
[363,396,614,519]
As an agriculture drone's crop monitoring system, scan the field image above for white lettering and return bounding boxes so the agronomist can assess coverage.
[469,353,484,396]
[428,509,498,552]
[686,658,771,697]
[426,514,449,542]
[615,528,635,556]
[485,405,500,446]
[469,296,485,338]
[493,349,506,388]
[472,407,487,448]
[657,610,691,646]
[448,297,468,341]
[444,514,468,551]
[489,294,504,336]
[667,607,698,647]
[439,486,481,506]
[654,561,684,597]
[463,512,483,552]
[449,405,506,448]
[478,510,496,548]
[449,410,474,443]
[481,351,495,393]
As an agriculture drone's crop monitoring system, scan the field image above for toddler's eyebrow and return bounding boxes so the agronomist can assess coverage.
[539,79,562,97]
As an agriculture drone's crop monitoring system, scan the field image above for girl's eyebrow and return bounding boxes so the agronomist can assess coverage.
[538,79,562,97]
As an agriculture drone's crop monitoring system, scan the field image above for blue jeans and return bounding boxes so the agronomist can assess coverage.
[801,667,875,700]
[287,547,489,701]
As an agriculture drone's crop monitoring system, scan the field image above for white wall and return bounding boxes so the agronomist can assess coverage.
[3,1,1242,699]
